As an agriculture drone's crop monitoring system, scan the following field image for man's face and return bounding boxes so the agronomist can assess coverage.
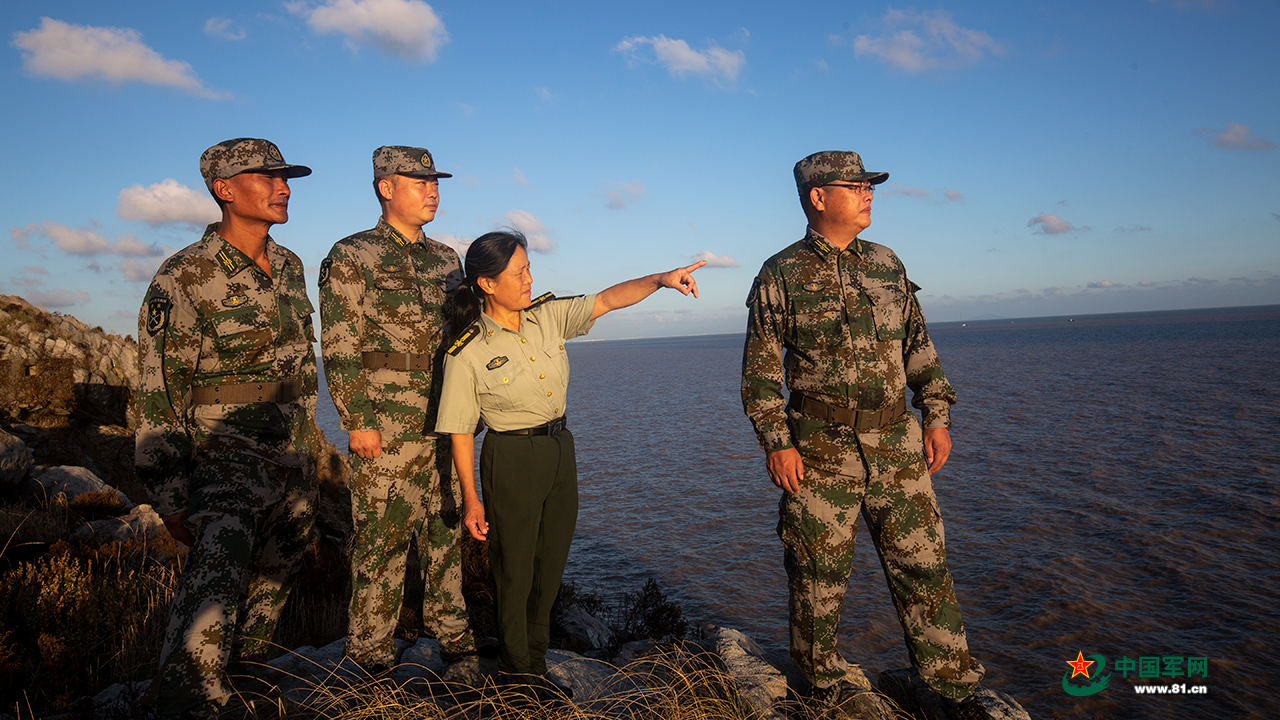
[217,170,292,225]
[813,182,874,234]
[383,174,440,228]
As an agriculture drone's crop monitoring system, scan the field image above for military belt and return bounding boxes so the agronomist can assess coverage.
[190,376,314,405]
[788,393,907,431]
[491,416,567,437]
[362,351,432,371]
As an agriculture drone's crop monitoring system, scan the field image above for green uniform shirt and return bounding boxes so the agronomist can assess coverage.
[742,227,955,453]
[135,223,319,516]
[319,218,463,441]
[435,294,597,434]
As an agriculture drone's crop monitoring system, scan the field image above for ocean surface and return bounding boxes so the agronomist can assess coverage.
[316,305,1280,719]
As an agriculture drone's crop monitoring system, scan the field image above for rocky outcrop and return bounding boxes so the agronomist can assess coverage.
[0,427,33,484]
[0,294,139,430]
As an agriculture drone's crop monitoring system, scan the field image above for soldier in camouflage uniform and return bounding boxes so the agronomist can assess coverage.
[136,138,319,718]
[319,146,475,672]
[742,151,994,719]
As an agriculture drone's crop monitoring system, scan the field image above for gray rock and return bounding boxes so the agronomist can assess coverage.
[0,428,33,485]
[545,648,615,700]
[878,668,1030,720]
[613,638,659,665]
[702,625,789,720]
[71,503,166,545]
[31,465,133,508]
[559,601,612,650]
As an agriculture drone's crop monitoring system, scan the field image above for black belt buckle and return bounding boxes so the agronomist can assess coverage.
[546,417,566,435]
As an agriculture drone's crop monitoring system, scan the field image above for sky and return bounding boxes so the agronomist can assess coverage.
[2,0,1278,340]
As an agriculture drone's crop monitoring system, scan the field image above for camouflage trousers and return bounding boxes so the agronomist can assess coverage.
[154,448,317,717]
[779,410,984,700]
[345,438,470,668]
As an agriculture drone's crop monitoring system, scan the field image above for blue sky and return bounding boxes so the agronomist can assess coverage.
[3,0,1277,339]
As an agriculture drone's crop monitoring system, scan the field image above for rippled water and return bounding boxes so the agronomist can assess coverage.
[317,305,1280,719]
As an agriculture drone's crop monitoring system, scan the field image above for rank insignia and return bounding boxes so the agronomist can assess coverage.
[222,294,249,308]
[319,258,332,286]
[486,356,509,370]
[382,264,402,273]
[216,249,238,275]
[803,282,824,292]
[146,297,172,336]
[447,324,480,356]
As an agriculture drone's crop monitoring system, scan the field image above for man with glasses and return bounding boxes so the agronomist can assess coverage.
[741,151,998,719]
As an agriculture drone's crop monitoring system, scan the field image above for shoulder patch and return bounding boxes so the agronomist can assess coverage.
[746,276,762,308]
[447,324,481,356]
[319,257,332,286]
[527,291,556,309]
[146,297,172,336]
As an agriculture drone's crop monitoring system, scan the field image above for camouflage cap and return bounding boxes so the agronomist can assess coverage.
[793,151,888,194]
[372,146,453,180]
[200,138,312,192]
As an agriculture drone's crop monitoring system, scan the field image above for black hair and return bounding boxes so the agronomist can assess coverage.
[446,230,528,332]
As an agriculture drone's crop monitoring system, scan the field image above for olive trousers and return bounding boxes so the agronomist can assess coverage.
[480,429,578,677]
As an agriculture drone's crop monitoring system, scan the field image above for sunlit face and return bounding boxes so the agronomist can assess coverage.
[381,174,440,229]
[479,245,533,314]
[812,181,873,234]
[216,170,292,225]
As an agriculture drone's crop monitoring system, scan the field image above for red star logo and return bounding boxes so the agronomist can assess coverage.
[1066,652,1095,679]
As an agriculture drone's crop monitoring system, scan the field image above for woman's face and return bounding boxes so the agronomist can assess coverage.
[481,244,532,313]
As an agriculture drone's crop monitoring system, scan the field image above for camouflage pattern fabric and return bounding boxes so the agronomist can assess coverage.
[135,223,320,715]
[319,218,471,667]
[198,137,311,192]
[741,227,982,700]
[345,438,470,666]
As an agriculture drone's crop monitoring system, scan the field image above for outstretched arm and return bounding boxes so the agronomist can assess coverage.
[591,261,705,320]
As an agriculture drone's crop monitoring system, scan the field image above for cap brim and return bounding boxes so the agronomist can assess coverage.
[401,170,453,179]
[279,164,312,179]
[860,171,889,185]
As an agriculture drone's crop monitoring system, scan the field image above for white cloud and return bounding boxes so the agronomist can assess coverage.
[603,181,646,210]
[1027,214,1078,235]
[853,9,1005,73]
[943,188,965,202]
[120,257,165,283]
[886,185,965,203]
[512,167,528,187]
[117,179,221,227]
[1195,122,1274,152]
[1087,280,1119,288]
[890,185,932,199]
[534,86,554,102]
[204,17,246,41]
[12,18,227,98]
[497,210,557,254]
[21,265,49,275]
[290,0,449,62]
[27,288,90,308]
[614,35,745,85]
[433,233,472,258]
[691,251,738,268]
[11,220,163,257]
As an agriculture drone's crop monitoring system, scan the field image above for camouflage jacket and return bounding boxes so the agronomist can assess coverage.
[741,227,956,453]
[135,224,320,516]
[319,218,463,442]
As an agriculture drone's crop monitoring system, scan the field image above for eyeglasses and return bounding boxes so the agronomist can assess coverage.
[822,182,875,195]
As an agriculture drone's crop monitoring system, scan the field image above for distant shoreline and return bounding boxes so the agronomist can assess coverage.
[567,302,1280,344]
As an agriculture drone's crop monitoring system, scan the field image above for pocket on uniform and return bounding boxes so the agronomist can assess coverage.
[792,310,845,349]
[864,284,907,341]
[209,309,274,364]
[477,363,534,412]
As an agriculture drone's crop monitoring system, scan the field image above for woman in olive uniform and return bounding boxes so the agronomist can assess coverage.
[435,230,703,686]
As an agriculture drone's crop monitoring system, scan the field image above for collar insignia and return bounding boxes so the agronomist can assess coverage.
[216,249,238,274]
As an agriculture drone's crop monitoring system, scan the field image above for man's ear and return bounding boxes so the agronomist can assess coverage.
[809,186,826,213]
[213,177,235,204]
